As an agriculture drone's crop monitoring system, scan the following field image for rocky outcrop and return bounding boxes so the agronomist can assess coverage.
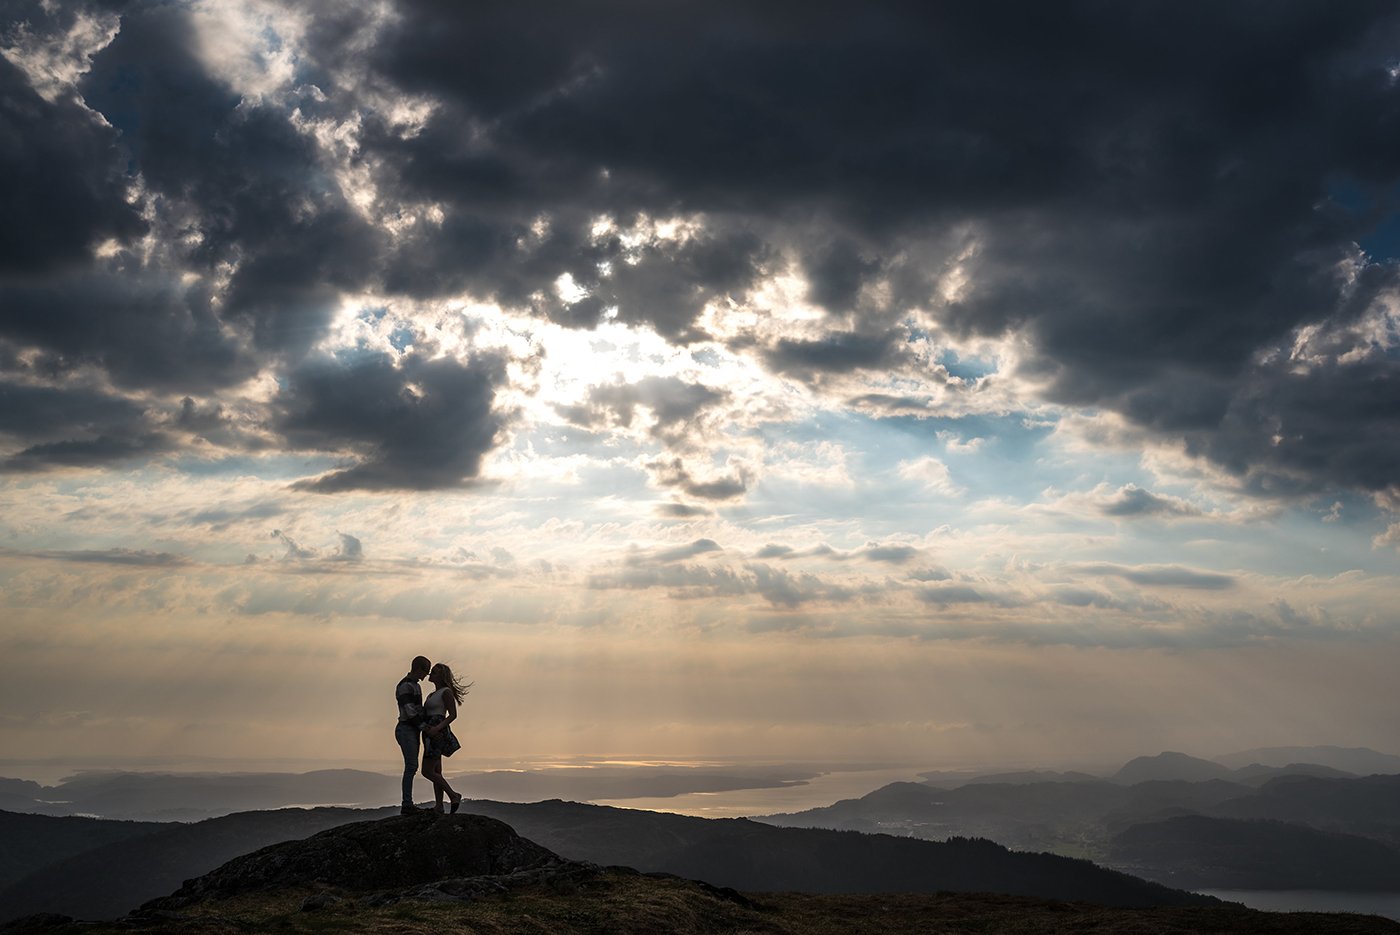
[147,811,563,907]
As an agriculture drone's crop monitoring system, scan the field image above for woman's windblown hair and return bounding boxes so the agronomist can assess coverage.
[431,663,472,704]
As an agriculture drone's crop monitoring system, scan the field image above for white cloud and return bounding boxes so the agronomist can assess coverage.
[896,455,961,495]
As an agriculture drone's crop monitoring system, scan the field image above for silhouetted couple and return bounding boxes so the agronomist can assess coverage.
[395,655,468,814]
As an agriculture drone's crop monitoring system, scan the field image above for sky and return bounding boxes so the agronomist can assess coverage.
[1,0,1399,776]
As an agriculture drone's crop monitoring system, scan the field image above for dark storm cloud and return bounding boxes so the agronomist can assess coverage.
[1,1,379,400]
[378,203,769,341]
[0,433,172,472]
[0,381,146,438]
[353,0,1400,497]
[77,3,382,360]
[0,0,395,477]
[0,272,251,392]
[277,349,508,492]
[0,56,145,274]
[5,0,1400,500]
[0,380,171,472]
[576,228,769,342]
[1191,351,1400,497]
[763,331,907,380]
[804,238,880,314]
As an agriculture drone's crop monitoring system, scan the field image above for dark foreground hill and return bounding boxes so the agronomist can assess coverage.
[0,806,395,921]
[0,800,1210,921]
[1110,815,1400,890]
[3,812,1396,935]
[0,812,164,891]
[461,798,1208,905]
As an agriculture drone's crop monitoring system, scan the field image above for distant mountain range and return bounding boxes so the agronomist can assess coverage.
[0,764,817,821]
[0,746,1392,822]
[1113,751,1372,786]
[1214,746,1400,775]
[920,746,1399,788]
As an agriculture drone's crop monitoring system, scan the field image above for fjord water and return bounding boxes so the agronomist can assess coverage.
[591,764,938,818]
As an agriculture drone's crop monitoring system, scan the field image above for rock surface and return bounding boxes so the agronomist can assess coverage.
[148,811,561,905]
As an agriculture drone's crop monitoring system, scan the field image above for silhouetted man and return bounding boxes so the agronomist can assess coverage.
[395,655,431,814]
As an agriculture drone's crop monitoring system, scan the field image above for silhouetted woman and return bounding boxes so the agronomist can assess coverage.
[422,662,469,813]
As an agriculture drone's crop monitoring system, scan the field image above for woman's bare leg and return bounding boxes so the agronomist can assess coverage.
[423,755,445,811]
[423,756,460,812]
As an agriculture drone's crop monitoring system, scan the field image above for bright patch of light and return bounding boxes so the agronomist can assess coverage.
[189,0,308,102]
[0,7,120,102]
[555,273,589,305]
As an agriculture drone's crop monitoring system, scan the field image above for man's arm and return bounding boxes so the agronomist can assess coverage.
[396,680,425,727]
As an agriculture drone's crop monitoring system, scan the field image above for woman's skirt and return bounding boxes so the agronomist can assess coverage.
[423,714,461,758]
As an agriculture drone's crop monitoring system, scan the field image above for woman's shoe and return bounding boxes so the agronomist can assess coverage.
[450,793,462,814]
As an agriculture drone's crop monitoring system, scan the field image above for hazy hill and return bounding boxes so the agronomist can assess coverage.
[0,770,399,821]
[1207,774,1400,846]
[1231,763,1358,786]
[1114,752,1235,784]
[758,777,1256,854]
[1109,815,1400,890]
[3,812,1395,935]
[1215,746,1400,775]
[0,780,45,814]
[0,799,1214,922]
[761,770,1400,891]
[966,770,1101,785]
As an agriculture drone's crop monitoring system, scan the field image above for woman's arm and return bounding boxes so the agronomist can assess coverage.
[441,692,458,727]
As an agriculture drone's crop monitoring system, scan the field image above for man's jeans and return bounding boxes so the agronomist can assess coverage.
[395,722,420,806]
